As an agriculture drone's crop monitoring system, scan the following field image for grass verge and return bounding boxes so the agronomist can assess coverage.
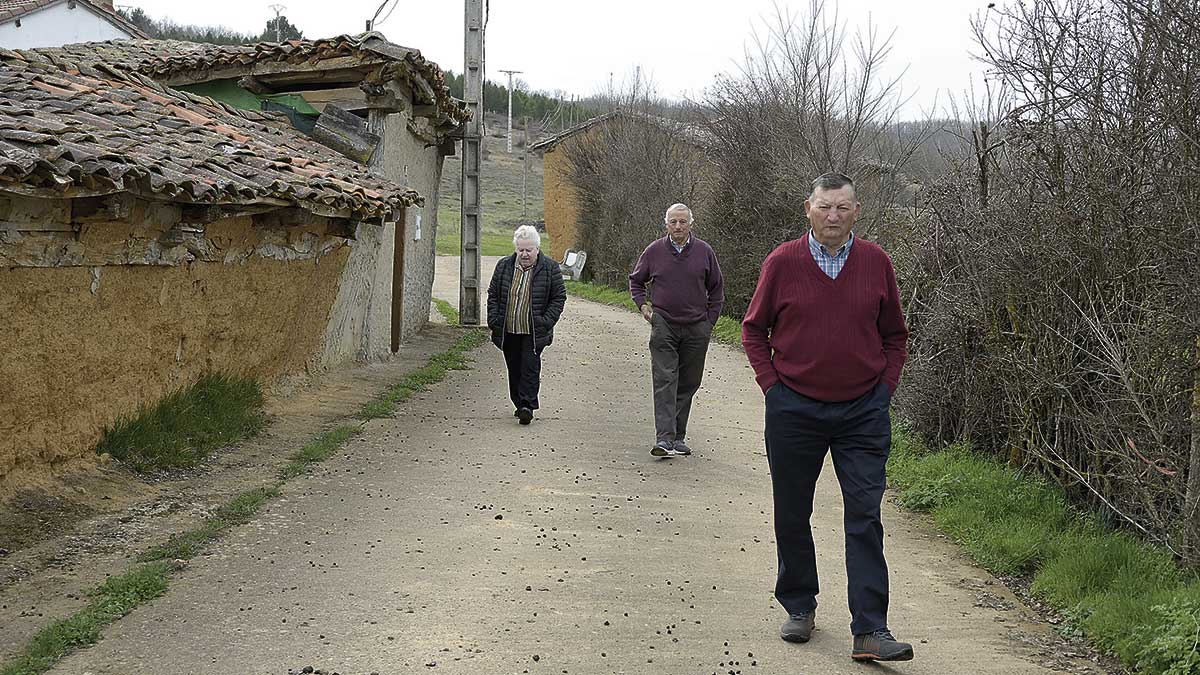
[0,563,172,675]
[3,313,491,675]
[94,373,266,472]
[435,228,521,256]
[564,279,744,348]
[357,311,488,421]
[887,427,1200,675]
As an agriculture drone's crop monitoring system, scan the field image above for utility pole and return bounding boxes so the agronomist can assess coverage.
[267,4,285,42]
[522,115,530,219]
[459,0,485,325]
[498,69,523,153]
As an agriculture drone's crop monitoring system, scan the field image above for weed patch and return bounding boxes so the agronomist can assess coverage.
[95,373,266,472]
[0,563,171,675]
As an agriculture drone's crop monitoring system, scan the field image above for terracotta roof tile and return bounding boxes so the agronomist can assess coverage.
[0,53,420,220]
[24,32,468,127]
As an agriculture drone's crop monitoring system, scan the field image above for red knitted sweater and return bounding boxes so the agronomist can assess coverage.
[741,234,908,401]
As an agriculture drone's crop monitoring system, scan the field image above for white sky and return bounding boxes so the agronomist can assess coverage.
[119,0,995,119]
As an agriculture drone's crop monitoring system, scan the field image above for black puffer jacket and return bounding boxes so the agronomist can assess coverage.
[486,252,567,350]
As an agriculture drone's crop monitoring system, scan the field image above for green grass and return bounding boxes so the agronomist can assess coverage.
[95,373,266,472]
[277,426,361,481]
[564,279,744,349]
[432,297,460,324]
[887,428,1200,674]
[435,228,527,257]
[0,563,172,675]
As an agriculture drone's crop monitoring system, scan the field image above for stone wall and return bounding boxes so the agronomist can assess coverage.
[0,214,359,480]
[374,110,445,344]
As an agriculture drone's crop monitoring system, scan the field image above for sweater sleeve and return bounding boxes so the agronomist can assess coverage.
[741,253,780,394]
[878,255,909,393]
[628,243,653,308]
[705,246,725,324]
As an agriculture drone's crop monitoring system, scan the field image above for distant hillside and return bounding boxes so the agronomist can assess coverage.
[436,113,547,256]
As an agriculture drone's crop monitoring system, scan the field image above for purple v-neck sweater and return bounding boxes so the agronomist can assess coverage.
[628,236,725,325]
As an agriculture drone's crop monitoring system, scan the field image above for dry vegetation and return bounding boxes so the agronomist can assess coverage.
[562,0,1200,571]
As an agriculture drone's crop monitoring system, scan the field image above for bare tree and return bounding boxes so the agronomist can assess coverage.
[899,0,1200,565]
[700,0,931,314]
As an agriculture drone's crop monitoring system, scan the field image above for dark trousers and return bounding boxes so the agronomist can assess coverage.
[502,332,543,410]
[649,315,712,443]
[764,380,892,635]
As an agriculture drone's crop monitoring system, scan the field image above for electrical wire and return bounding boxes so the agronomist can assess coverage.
[374,0,400,27]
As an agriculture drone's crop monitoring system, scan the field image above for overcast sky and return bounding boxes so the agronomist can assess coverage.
[120,0,996,119]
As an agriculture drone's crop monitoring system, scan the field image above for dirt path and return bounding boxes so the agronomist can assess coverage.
[31,257,1109,674]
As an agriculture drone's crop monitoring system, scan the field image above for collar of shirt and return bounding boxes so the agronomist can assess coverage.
[669,235,691,254]
[808,230,854,259]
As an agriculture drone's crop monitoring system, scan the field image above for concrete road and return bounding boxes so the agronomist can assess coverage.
[50,257,1104,674]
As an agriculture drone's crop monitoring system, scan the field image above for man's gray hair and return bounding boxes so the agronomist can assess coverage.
[663,203,693,223]
[811,172,855,195]
[513,224,541,248]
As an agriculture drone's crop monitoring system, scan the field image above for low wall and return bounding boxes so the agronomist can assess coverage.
[0,214,356,481]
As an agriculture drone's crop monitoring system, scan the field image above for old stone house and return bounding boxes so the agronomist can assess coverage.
[0,40,454,481]
[529,110,712,263]
[0,0,148,49]
[28,33,469,349]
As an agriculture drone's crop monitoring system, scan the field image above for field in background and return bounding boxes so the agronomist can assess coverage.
[437,114,547,257]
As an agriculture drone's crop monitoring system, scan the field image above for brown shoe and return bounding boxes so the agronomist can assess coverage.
[852,630,914,661]
[780,610,815,643]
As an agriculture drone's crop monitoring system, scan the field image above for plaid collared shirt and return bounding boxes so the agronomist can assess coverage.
[505,261,534,334]
[808,230,855,279]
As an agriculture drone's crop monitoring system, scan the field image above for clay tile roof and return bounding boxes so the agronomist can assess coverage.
[529,110,713,152]
[0,0,149,39]
[0,51,420,221]
[26,32,468,127]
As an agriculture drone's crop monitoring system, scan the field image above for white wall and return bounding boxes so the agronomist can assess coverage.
[0,2,133,49]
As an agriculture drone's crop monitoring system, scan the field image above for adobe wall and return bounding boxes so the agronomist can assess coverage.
[0,215,355,481]
[541,146,580,261]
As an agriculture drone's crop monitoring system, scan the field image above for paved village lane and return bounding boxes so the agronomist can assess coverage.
[49,257,1106,675]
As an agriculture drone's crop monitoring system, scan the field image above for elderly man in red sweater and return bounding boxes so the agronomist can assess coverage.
[629,203,725,457]
[741,172,912,662]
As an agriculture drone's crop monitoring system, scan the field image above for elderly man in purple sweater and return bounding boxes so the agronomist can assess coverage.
[629,203,725,457]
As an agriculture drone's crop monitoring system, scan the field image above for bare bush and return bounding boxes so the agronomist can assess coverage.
[561,76,713,287]
[897,0,1200,564]
[699,0,930,314]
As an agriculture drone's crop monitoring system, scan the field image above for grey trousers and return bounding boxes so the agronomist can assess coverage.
[649,314,712,443]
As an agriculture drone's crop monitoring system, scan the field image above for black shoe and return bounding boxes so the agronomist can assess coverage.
[780,611,815,643]
[650,440,675,456]
[517,408,533,425]
[852,629,914,661]
[672,440,692,455]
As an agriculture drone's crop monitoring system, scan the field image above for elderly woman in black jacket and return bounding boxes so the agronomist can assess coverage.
[487,225,567,425]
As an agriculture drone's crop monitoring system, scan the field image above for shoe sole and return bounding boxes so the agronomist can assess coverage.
[780,632,811,643]
[650,446,676,457]
[517,410,533,424]
[851,649,914,662]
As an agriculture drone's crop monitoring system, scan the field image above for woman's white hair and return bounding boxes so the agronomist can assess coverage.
[513,224,541,248]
